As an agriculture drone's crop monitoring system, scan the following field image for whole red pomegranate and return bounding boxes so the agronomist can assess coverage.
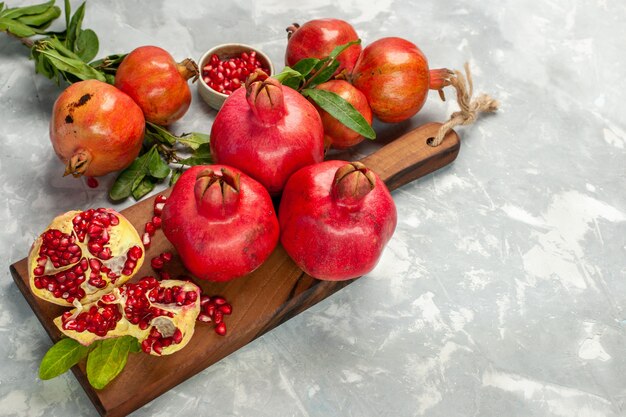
[115,45,199,126]
[313,80,373,149]
[162,165,279,282]
[351,37,451,123]
[50,80,145,178]
[285,18,361,75]
[28,208,145,306]
[55,277,201,356]
[210,70,324,195]
[279,160,397,281]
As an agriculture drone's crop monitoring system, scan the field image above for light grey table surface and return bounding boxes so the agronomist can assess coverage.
[1,0,625,416]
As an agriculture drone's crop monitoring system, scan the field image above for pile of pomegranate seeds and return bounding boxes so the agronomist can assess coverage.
[143,194,166,248]
[198,295,232,336]
[202,51,270,96]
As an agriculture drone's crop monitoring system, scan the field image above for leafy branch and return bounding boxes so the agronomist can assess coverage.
[274,40,375,140]
[109,124,212,201]
[2,0,212,201]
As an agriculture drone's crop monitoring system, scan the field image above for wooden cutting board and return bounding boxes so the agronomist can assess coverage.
[10,122,459,417]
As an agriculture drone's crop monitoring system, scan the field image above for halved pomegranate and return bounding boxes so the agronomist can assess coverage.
[54,278,201,355]
[28,208,144,307]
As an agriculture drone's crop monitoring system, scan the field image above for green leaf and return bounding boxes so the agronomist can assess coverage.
[16,5,60,28]
[0,17,39,37]
[292,58,320,77]
[86,336,134,390]
[109,150,153,201]
[274,67,304,90]
[132,176,155,201]
[305,60,340,89]
[178,132,210,151]
[39,338,90,380]
[303,88,376,139]
[36,47,106,82]
[63,0,69,28]
[148,149,171,179]
[65,1,85,52]
[179,143,212,166]
[33,51,53,78]
[75,28,98,62]
[129,338,142,354]
[328,39,361,59]
[1,0,54,19]
[169,168,183,186]
[90,53,127,74]
[145,122,176,146]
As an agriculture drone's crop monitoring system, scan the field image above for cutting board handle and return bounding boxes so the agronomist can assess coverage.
[360,122,460,192]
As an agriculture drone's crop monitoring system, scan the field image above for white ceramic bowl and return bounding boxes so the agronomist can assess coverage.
[197,43,274,111]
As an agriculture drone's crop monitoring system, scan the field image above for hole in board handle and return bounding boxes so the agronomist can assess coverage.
[426,137,435,147]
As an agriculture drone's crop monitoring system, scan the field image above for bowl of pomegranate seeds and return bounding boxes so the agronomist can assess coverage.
[198,43,274,110]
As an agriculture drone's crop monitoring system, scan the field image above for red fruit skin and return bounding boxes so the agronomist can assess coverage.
[50,80,145,177]
[161,165,279,282]
[314,80,373,149]
[279,160,397,281]
[352,37,430,123]
[286,18,362,75]
[210,84,324,195]
[115,45,191,126]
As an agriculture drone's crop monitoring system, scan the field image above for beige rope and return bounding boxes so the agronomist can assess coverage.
[431,63,499,147]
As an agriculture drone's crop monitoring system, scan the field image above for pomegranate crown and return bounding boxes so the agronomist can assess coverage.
[245,69,285,124]
[331,162,376,206]
[194,167,241,218]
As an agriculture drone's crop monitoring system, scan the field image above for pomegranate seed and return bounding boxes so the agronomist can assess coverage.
[89,243,103,254]
[151,257,164,270]
[89,258,102,272]
[33,266,45,276]
[160,252,172,262]
[155,195,167,204]
[63,320,78,331]
[145,222,156,236]
[219,303,232,315]
[152,216,162,228]
[212,296,227,306]
[153,203,165,216]
[141,339,152,354]
[214,311,223,324]
[215,322,227,336]
[142,233,151,248]
[205,304,215,317]
[175,292,185,305]
[98,248,112,260]
[197,313,212,323]
[127,245,143,262]
[159,271,171,280]
[172,328,183,344]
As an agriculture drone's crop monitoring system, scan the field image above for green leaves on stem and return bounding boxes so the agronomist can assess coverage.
[274,39,375,141]
[0,0,60,38]
[1,0,123,85]
[29,0,112,85]
[39,336,141,390]
[110,124,212,201]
